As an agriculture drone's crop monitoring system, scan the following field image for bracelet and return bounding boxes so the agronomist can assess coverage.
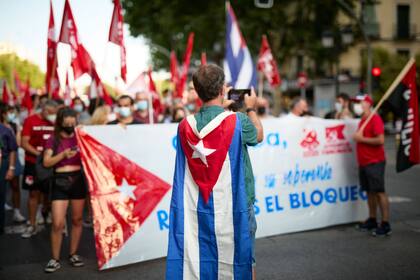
[246,108,256,114]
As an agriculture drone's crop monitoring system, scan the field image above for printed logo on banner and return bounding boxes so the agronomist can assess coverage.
[322,124,352,155]
[300,129,320,157]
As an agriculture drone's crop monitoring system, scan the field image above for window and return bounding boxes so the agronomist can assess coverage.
[396,4,410,39]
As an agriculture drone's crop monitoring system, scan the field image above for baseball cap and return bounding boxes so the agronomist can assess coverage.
[354,94,374,106]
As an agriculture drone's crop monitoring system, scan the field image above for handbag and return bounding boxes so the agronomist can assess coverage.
[34,137,58,193]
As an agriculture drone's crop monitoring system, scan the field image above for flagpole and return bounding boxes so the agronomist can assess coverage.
[48,52,58,99]
[359,57,415,132]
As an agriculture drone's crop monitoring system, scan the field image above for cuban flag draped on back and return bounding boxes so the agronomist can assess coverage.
[224,2,257,89]
[166,112,252,279]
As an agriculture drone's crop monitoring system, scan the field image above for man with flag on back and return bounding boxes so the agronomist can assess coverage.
[166,64,263,280]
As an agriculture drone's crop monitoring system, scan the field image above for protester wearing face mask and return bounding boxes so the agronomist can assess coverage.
[21,100,58,238]
[334,93,354,119]
[352,94,391,237]
[352,100,364,117]
[288,97,311,117]
[108,95,142,125]
[72,97,90,125]
[133,91,158,124]
[0,104,25,223]
[256,97,272,119]
[43,107,87,272]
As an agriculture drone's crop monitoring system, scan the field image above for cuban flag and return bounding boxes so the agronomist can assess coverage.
[224,2,257,89]
[166,112,253,279]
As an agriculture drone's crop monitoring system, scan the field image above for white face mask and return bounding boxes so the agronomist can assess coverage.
[334,102,343,112]
[353,103,363,116]
[74,104,84,113]
[46,114,57,123]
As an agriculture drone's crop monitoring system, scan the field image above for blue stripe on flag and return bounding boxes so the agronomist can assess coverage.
[229,115,252,280]
[166,132,186,280]
[197,192,218,279]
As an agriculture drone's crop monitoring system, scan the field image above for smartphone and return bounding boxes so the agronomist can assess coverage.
[70,146,78,152]
[227,89,251,111]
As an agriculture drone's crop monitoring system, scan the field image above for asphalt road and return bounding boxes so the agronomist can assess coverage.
[1,136,419,280]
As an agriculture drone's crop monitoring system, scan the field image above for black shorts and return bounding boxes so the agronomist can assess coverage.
[22,162,42,192]
[359,161,386,193]
[51,171,88,201]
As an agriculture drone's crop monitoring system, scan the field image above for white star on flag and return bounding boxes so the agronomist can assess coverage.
[188,140,216,167]
[117,179,137,202]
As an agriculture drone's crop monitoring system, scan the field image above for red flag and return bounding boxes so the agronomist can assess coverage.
[386,63,420,172]
[46,0,58,95]
[176,32,194,98]
[109,0,127,82]
[14,71,24,94]
[147,67,162,114]
[201,52,207,66]
[257,35,281,87]
[170,50,179,87]
[2,81,11,105]
[22,79,33,112]
[59,0,90,79]
[75,128,171,269]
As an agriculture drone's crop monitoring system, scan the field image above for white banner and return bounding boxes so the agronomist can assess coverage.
[82,116,367,269]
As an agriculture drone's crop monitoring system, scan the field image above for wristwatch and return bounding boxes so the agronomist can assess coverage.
[246,108,256,113]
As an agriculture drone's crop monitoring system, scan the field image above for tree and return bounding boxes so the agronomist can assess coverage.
[0,53,45,90]
[122,0,356,76]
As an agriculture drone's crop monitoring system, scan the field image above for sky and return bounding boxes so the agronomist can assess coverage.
[0,0,151,91]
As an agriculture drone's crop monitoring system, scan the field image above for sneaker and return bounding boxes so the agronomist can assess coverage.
[44,259,61,273]
[372,222,392,237]
[36,211,45,225]
[21,225,37,238]
[69,254,84,267]
[356,218,377,232]
[13,210,26,223]
[5,203,12,211]
[46,212,52,224]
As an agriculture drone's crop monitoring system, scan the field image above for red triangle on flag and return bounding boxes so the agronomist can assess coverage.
[178,113,236,203]
[76,128,171,269]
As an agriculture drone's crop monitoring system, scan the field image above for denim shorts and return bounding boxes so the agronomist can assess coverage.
[248,204,257,266]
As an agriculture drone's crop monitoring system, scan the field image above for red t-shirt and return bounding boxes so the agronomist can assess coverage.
[356,113,386,166]
[22,114,54,164]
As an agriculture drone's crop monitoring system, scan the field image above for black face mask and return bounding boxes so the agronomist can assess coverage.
[62,126,75,135]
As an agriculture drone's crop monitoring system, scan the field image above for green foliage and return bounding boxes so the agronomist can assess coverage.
[122,0,356,76]
[0,53,45,90]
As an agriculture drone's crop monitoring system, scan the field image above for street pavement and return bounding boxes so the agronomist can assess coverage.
[0,136,419,280]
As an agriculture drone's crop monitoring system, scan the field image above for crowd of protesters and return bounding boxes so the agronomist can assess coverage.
[0,80,391,273]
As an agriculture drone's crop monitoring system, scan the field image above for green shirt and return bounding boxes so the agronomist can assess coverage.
[194,105,258,206]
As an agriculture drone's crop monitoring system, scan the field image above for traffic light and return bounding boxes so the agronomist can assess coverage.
[372,67,381,77]
[371,67,381,90]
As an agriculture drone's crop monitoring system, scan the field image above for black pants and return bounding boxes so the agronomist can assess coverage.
[0,160,9,232]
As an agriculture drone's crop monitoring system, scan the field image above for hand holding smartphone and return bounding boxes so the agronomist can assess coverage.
[227,89,251,111]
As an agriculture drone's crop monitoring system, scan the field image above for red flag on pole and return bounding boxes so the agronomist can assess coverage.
[14,71,24,94]
[176,32,194,98]
[257,35,281,87]
[22,79,33,112]
[46,0,59,96]
[109,0,127,82]
[59,0,90,79]
[386,62,420,172]
[147,67,162,115]
[201,52,207,66]
[170,50,179,86]
[2,81,11,105]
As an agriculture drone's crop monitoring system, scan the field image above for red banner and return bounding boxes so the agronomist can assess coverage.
[109,0,126,82]
[257,35,281,87]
